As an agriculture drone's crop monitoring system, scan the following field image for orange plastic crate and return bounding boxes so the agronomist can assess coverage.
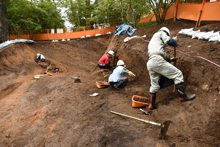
[96,81,110,88]
[132,95,149,108]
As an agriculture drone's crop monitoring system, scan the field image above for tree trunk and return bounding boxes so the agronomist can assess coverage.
[85,0,90,26]
[0,0,9,43]
[120,0,125,23]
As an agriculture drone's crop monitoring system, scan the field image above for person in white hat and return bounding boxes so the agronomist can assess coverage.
[108,60,136,90]
[36,53,45,62]
[147,27,196,110]
[98,50,115,69]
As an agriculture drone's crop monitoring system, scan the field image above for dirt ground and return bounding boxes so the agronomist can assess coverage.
[0,20,220,147]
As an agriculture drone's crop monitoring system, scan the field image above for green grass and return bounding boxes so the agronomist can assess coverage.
[136,21,157,28]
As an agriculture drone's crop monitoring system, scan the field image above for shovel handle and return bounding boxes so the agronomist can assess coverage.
[111,111,161,126]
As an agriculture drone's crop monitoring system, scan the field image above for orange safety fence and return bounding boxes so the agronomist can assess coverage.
[9,22,120,41]
[200,1,220,20]
[139,1,220,25]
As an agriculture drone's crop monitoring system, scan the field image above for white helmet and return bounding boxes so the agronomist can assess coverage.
[37,53,40,57]
[159,27,170,36]
[117,60,125,66]
[108,50,114,57]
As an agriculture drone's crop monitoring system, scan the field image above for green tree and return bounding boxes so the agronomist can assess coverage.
[148,0,174,23]
[91,0,121,24]
[6,0,64,38]
[59,0,86,27]
[120,0,149,25]
[58,0,149,28]
[90,0,149,27]
[85,0,90,26]
[0,0,9,43]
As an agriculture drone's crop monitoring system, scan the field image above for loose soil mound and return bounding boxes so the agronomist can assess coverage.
[0,20,220,147]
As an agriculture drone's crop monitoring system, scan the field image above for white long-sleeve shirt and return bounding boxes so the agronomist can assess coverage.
[108,66,129,83]
[39,54,45,60]
[148,31,170,58]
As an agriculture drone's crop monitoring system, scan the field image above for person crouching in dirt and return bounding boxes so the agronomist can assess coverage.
[147,27,196,109]
[36,53,45,62]
[98,50,115,69]
[108,60,136,90]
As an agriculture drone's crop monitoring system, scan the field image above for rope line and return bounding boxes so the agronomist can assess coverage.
[195,56,220,68]
[140,38,220,68]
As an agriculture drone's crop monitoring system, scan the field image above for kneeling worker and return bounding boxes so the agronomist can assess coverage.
[108,60,136,89]
[36,53,45,62]
[98,50,115,69]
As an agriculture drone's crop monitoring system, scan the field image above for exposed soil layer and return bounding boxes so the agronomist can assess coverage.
[0,20,220,147]
[133,98,149,103]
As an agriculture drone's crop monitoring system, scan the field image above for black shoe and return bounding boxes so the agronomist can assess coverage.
[113,84,120,90]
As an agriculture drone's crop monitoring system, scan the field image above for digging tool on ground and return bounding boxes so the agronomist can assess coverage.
[139,108,149,115]
[111,111,170,139]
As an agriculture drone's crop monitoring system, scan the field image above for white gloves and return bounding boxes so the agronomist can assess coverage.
[128,71,136,78]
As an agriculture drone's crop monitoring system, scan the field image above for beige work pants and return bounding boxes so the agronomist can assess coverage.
[147,55,184,93]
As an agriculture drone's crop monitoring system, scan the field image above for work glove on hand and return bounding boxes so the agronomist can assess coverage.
[170,57,178,62]
[128,71,136,78]
[172,36,178,41]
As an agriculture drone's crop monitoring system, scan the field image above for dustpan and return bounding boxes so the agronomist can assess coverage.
[96,81,110,88]
[132,95,149,107]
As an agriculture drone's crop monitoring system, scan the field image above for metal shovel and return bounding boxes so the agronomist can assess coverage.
[111,111,170,139]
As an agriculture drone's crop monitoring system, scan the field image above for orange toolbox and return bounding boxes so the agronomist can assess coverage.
[132,95,149,108]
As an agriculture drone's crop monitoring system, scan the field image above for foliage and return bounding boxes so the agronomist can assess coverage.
[90,0,121,24]
[148,0,175,23]
[85,0,91,26]
[58,0,87,27]
[5,0,171,35]
[136,21,157,28]
[58,0,150,28]
[6,0,64,35]
[0,0,9,43]
[71,27,84,32]
[90,0,150,27]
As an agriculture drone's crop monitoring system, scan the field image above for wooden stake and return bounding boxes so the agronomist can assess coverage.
[195,10,202,28]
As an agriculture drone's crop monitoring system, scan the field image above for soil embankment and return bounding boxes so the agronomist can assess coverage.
[0,20,220,147]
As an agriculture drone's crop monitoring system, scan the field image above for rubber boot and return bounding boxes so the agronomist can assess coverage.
[176,83,196,101]
[148,93,156,109]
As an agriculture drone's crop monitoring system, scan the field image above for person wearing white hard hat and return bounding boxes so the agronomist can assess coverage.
[36,53,45,62]
[98,50,115,69]
[108,60,136,90]
[147,27,196,109]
